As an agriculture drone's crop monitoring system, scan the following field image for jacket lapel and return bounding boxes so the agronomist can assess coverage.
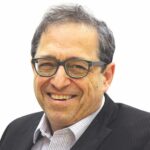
[16,112,43,150]
[71,94,118,150]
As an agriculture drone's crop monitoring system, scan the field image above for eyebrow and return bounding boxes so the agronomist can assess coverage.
[35,55,56,59]
[35,55,88,61]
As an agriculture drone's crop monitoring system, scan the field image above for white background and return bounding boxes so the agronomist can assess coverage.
[0,0,150,138]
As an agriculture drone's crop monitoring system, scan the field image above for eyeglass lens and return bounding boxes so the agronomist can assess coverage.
[34,58,89,78]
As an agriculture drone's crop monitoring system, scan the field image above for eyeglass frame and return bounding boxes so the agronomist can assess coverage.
[31,57,107,79]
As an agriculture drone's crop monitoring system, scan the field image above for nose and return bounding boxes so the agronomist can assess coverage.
[50,66,71,90]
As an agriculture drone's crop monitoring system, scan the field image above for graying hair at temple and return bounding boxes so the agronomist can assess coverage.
[31,4,115,65]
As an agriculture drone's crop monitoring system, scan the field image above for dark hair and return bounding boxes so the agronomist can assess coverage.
[31,4,115,65]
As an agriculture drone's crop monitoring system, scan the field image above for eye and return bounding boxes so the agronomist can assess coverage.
[38,62,57,71]
[66,59,89,72]
[70,64,87,70]
[39,63,54,67]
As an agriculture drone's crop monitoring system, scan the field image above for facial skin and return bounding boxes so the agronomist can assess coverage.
[33,22,115,132]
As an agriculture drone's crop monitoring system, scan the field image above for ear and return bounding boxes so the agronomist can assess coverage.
[102,63,115,92]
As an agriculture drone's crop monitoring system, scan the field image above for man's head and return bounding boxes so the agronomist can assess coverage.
[31,5,115,64]
[31,4,115,131]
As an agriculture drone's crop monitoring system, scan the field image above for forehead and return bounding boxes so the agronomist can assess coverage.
[36,22,99,60]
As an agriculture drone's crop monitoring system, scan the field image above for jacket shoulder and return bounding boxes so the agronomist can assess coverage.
[116,103,150,125]
[110,103,150,144]
[0,111,43,149]
[8,111,43,128]
[103,95,150,149]
[104,94,150,125]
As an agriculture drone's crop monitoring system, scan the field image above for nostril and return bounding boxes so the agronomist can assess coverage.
[50,75,71,91]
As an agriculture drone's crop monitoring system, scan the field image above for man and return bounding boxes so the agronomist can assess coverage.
[0,4,150,150]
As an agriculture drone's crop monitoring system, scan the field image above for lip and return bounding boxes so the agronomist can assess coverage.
[46,93,77,101]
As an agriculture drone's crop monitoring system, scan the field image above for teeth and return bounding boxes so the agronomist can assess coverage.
[51,94,72,100]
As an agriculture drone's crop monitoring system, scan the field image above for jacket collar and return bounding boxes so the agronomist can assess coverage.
[17,112,43,150]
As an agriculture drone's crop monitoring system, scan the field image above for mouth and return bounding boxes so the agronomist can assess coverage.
[47,93,76,101]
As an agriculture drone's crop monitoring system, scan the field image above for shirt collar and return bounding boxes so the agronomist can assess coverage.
[33,96,105,143]
[33,114,51,143]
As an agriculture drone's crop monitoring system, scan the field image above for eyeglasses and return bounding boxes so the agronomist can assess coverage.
[32,57,106,79]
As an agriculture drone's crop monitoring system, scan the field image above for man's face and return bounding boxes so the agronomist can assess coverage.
[33,23,114,131]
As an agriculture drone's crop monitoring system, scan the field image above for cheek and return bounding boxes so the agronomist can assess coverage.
[88,73,102,88]
[34,76,48,98]
[74,74,103,99]
[83,74,105,105]
[93,76,103,91]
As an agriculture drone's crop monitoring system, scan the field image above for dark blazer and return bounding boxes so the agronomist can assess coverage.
[1,94,150,150]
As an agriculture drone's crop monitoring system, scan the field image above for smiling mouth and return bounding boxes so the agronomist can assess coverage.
[47,93,76,101]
